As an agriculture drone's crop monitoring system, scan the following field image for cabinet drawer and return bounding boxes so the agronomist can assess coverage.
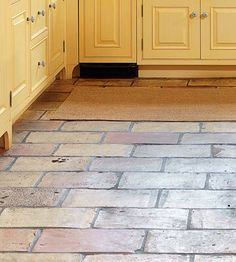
[30,0,47,41]
[31,38,48,91]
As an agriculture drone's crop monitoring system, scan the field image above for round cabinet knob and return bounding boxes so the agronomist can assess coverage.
[38,61,46,67]
[26,17,30,22]
[38,10,46,16]
[190,11,198,18]
[49,3,56,9]
[30,16,36,23]
[201,12,209,18]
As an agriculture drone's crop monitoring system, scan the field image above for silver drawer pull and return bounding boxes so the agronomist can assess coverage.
[49,3,56,9]
[38,61,46,67]
[30,16,36,23]
[38,10,46,16]
[190,11,198,18]
[201,12,209,18]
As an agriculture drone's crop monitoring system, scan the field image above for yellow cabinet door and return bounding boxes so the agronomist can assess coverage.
[10,0,30,117]
[0,1,12,149]
[30,0,47,41]
[142,0,200,60]
[79,0,136,62]
[49,0,65,74]
[201,0,236,59]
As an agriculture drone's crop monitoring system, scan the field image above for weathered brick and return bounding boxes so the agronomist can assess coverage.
[95,208,188,229]
[119,172,206,189]
[212,145,236,158]
[90,158,163,172]
[209,173,236,189]
[33,229,145,253]
[0,254,82,262]
[134,145,211,157]
[29,101,62,111]
[62,189,158,208]
[189,78,236,86]
[104,132,179,144]
[0,172,42,187]
[12,130,29,143]
[191,209,236,229]
[14,120,63,131]
[26,131,103,144]
[0,188,65,207]
[62,121,131,131]
[145,230,236,253]
[1,144,56,156]
[0,208,96,228]
[11,157,91,172]
[39,172,119,189]
[165,158,236,173]
[133,122,199,132]
[75,79,108,86]
[0,229,36,251]
[19,110,45,120]
[159,190,236,208]
[38,92,69,102]
[84,254,190,262]
[195,255,236,262]
[202,122,236,133]
[105,79,133,87]
[133,79,188,87]
[181,133,236,144]
[0,157,15,171]
[47,84,75,93]
[54,144,133,157]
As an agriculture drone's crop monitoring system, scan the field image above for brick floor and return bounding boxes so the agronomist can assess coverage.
[0,78,236,260]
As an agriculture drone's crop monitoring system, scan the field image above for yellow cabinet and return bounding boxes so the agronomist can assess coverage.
[141,0,200,60]
[201,0,236,60]
[79,0,136,62]
[49,0,65,74]
[0,1,12,149]
[10,0,30,117]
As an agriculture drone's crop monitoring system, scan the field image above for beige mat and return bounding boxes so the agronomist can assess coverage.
[50,86,236,121]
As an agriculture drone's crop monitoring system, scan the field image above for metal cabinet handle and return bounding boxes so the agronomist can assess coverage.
[38,61,46,67]
[30,16,36,23]
[190,11,198,18]
[38,10,46,16]
[201,12,209,18]
[49,3,56,9]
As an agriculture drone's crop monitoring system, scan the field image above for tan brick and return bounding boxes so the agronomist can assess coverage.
[39,172,119,189]
[0,157,15,171]
[19,110,45,120]
[54,144,133,157]
[33,229,145,253]
[84,255,190,262]
[0,208,96,228]
[26,132,102,144]
[63,189,158,208]
[29,101,62,111]
[75,79,108,86]
[104,132,179,144]
[47,84,75,93]
[119,172,206,189]
[133,79,188,87]
[11,157,91,172]
[14,120,63,131]
[90,158,163,172]
[62,121,131,131]
[0,172,42,187]
[38,92,69,102]
[0,188,65,207]
[95,208,188,229]
[0,254,82,262]
[0,229,36,251]
[134,145,211,157]
[132,122,199,132]
[189,78,236,87]
[105,79,133,87]
[1,144,56,156]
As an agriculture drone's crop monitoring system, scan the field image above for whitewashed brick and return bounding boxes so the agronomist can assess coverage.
[181,133,236,144]
[0,254,82,261]
[209,173,236,189]
[213,145,236,158]
[202,122,236,133]
[195,255,236,262]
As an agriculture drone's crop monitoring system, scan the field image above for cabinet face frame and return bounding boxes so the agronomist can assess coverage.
[79,0,137,63]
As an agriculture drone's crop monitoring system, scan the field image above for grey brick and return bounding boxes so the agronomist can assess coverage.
[209,173,236,189]
[181,133,236,144]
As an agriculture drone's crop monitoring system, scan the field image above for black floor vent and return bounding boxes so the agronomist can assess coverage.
[79,63,138,79]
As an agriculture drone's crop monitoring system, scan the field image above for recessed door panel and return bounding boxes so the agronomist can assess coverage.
[142,0,200,60]
[202,0,236,59]
[79,0,136,62]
